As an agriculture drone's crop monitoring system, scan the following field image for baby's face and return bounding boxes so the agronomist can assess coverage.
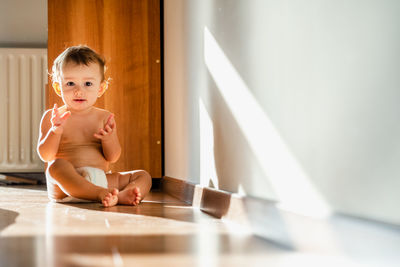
[59,62,104,112]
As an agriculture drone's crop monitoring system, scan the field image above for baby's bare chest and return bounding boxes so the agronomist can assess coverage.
[62,117,103,143]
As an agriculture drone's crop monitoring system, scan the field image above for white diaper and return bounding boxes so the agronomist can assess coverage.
[53,166,108,203]
[76,166,108,189]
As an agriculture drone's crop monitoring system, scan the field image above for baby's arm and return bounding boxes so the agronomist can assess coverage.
[94,114,121,163]
[37,104,71,162]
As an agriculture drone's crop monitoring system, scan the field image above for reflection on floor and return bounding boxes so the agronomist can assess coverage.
[4,185,397,267]
[0,185,291,267]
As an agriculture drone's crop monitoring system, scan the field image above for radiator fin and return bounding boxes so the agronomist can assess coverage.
[0,48,47,172]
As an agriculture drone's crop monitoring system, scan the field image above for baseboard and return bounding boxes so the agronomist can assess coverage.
[161,176,290,244]
[161,176,400,265]
[0,172,46,184]
[161,176,197,204]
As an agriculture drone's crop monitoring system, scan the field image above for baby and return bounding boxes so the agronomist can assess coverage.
[37,45,152,207]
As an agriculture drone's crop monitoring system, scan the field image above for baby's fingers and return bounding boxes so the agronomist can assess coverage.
[105,114,114,126]
[105,114,116,130]
[105,124,113,133]
[60,111,71,121]
[93,133,102,139]
[94,128,107,139]
[94,129,105,138]
[51,104,58,117]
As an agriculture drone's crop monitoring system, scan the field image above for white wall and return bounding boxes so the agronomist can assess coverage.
[0,0,47,47]
[164,0,400,225]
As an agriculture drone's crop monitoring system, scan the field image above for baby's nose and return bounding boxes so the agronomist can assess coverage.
[73,86,84,96]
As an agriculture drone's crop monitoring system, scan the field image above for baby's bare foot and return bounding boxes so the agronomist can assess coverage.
[118,187,142,206]
[101,188,119,207]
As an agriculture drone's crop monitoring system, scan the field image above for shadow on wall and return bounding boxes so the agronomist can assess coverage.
[202,27,331,219]
[178,0,400,224]
[202,0,400,226]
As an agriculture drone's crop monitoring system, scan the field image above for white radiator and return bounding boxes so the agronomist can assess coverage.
[0,48,47,172]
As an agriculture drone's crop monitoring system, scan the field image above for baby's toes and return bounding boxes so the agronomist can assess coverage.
[112,188,119,196]
[135,196,141,205]
[103,193,114,206]
[102,197,109,207]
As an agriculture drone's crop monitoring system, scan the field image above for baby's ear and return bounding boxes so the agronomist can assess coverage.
[98,82,108,97]
[52,82,62,97]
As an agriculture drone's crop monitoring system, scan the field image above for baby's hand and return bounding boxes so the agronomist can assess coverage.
[94,114,116,141]
[51,103,71,135]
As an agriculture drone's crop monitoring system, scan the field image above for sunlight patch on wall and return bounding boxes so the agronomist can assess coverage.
[199,98,219,188]
[204,27,331,218]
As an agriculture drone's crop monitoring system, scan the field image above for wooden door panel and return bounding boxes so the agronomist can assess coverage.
[48,0,162,177]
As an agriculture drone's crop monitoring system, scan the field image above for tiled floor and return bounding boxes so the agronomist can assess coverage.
[0,185,290,267]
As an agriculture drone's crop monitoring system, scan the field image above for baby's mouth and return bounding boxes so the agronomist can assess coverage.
[73,98,87,103]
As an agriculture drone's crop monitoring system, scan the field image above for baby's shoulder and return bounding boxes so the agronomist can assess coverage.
[92,107,112,121]
[41,107,58,123]
[39,108,59,131]
[42,108,52,117]
[42,105,67,119]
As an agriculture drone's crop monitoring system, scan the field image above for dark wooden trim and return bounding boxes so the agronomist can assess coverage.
[160,0,165,178]
[200,187,231,219]
[161,176,196,204]
[161,176,240,218]
[161,176,291,247]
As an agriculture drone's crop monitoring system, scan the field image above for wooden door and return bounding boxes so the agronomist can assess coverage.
[48,0,162,177]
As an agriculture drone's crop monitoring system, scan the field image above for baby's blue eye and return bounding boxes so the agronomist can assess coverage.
[85,82,93,86]
[66,81,75,86]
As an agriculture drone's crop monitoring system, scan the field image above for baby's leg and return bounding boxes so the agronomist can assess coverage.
[107,170,152,206]
[47,158,118,207]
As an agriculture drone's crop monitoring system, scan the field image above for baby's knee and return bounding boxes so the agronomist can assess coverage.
[139,170,151,180]
[47,191,67,201]
[140,170,152,187]
[131,170,152,182]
